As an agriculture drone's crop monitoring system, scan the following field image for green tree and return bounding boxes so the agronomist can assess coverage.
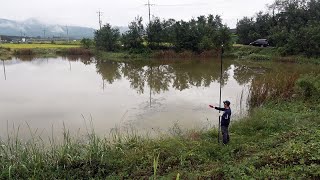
[236,0,320,57]
[146,17,164,49]
[94,24,120,51]
[80,38,93,49]
[121,16,145,50]
[162,19,176,45]
[236,17,256,44]
[173,15,231,52]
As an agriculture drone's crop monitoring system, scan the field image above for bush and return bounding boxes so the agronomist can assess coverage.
[80,38,93,49]
[59,48,93,56]
[0,46,11,51]
[296,74,320,100]
[249,73,300,107]
[14,49,34,55]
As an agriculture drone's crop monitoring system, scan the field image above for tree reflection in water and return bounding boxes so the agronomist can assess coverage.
[95,59,234,95]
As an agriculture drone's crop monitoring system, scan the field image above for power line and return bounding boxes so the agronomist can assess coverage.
[155,3,208,7]
[143,1,208,23]
[97,10,104,30]
[145,0,155,24]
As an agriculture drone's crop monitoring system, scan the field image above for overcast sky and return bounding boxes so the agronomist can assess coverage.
[0,0,274,29]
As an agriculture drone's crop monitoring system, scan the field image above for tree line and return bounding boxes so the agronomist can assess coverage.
[237,0,320,57]
[90,15,231,53]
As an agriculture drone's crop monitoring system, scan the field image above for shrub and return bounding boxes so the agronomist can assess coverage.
[0,46,11,51]
[60,48,93,56]
[80,38,93,49]
[249,73,300,107]
[296,74,320,100]
[14,49,34,55]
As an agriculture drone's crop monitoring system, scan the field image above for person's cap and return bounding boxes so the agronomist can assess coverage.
[223,100,231,106]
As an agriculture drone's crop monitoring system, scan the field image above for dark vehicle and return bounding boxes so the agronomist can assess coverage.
[249,39,269,47]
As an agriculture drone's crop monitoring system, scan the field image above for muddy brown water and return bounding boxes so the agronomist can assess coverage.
[0,56,316,139]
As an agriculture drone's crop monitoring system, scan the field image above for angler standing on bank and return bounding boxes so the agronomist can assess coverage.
[209,100,232,144]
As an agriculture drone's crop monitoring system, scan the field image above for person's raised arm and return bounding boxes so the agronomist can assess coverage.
[209,105,226,111]
[215,107,226,111]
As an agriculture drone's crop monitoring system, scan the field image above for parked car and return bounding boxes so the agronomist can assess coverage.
[249,39,269,47]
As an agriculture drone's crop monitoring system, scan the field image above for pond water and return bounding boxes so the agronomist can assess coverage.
[0,56,298,139]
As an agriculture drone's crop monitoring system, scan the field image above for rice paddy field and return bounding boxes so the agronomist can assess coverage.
[0,43,80,49]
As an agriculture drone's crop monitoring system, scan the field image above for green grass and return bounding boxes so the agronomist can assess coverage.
[1,100,319,178]
[0,47,12,59]
[228,45,320,64]
[0,43,80,49]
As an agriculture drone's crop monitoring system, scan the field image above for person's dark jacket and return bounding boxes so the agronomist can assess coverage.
[215,107,232,127]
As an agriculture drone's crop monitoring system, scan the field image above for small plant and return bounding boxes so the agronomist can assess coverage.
[176,173,180,180]
[296,73,320,100]
[80,38,93,49]
[153,153,160,179]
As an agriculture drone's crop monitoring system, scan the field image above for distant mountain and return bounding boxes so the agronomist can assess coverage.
[115,26,129,34]
[0,18,95,39]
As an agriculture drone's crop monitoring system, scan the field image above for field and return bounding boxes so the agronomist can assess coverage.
[0,43,80,49]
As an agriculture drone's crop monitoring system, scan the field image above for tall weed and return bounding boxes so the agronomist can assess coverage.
[249,73,299,107]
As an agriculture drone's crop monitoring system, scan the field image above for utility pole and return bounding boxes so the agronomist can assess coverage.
[66,25,69,42]
[97,10,103,30]
[43,29,46,39]
[145,0,155,24]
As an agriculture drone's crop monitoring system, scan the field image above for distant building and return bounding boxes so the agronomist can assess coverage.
[230,29,237,34]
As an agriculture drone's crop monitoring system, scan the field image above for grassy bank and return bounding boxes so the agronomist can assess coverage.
[0,47,12,59]
[94,50,218,61]
[1,74,319,179]
[229,45,320,64]
[1,43,319,65]
[0,44,92,59]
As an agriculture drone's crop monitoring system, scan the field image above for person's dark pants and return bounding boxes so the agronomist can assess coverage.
[221,126,230,144]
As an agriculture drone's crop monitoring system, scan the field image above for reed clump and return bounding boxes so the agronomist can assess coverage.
[62,48,93,56]
[249,73,300,107]
[14,49,34,56]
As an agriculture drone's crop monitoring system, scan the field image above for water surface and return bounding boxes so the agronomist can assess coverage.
[1,57,262,138]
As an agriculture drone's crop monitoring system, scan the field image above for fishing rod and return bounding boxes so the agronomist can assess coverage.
[218,44,224,144]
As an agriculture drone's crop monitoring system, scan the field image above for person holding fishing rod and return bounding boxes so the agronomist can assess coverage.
[208,44,231,144]
[209,101,231,144]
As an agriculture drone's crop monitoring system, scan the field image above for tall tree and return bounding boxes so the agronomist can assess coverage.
[94,24,120,51]
[121,16,145,50]
[146,17,164,49]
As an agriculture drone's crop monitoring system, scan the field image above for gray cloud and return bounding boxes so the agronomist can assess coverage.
[0,0,274,28]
